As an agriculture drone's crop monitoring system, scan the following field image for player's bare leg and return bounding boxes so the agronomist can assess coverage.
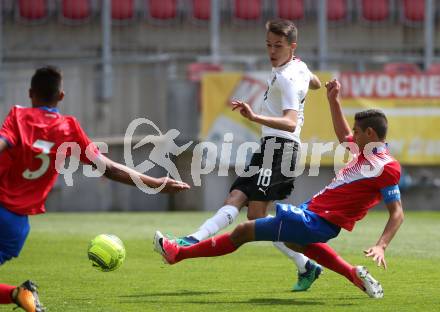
[246,201,270,220]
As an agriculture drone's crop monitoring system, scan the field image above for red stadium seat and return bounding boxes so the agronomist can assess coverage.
[361,0,390,21]
[192,0,210,21]
[383,63,421,74]
[148,0,178,20]
[402,0,424,23]
[17,0,48,20]
[187,63,223,82]
[112,0,135,20]
[62,0,91,21]
[276,0,304,20]
[234,0,262,20]
[426,63,440,74]
[327,0,347,21]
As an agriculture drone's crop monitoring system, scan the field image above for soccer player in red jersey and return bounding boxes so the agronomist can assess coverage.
[155,79,404,299]
[0,66,190,312]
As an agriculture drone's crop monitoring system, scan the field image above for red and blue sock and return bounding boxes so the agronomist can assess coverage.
[304,243,360,287]
[0,284,15,304]
[176,233,237,262]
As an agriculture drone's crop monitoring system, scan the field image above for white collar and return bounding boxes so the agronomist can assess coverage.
[272,57,296,73]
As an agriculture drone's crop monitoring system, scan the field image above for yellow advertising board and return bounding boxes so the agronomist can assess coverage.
[201,71,440,165]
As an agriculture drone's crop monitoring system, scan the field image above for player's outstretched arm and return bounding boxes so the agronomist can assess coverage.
[325,79,352,143]
[309,74,321,90]
[231,100,298,132]
[99,155,190,193]
[363,200,404,269]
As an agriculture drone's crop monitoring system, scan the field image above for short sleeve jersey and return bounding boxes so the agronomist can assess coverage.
[307,144,401,231]
[0,106,100,215]
[261,57,313,143]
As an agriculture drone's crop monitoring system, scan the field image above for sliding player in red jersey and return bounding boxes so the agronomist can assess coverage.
[0,66,190,312]
[155,79,404,299]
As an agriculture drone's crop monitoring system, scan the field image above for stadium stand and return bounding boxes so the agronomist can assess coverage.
[60,0,92,23]
[112,0,136,21]
[191,0,211,21]
[401,0,424,24]
[16,0,48,21]
[4,1,433,27]
[233,0,263,21]
[147,0,178,20]
[276,0,305,21]
[1,0,439,214]
[327,0,348,21]
[360,0,390,22]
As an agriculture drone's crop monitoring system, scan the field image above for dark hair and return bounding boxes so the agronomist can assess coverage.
[266,19,297,43]
[354,109,388,140]
[31,66,62,102]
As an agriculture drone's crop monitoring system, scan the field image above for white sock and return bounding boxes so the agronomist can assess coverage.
[267,214,309,273]
[189,205,239,241]
[273,242,309,273]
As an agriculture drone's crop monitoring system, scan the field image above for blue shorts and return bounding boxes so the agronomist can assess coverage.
[0,205,30,265]
[254,203,340,246]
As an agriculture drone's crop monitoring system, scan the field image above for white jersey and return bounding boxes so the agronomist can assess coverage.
[261,57,313,143]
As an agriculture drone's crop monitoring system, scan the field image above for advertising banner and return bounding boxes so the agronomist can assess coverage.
[201,71,440,165]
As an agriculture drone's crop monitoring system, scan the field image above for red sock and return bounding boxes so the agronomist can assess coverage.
[304,243,356,284]
[0,284,15,304]
[176,233,238,262]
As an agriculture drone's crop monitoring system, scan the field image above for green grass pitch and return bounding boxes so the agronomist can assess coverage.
[1,211,439,311]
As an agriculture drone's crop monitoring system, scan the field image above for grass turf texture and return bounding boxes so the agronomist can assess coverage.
[1,211,439,312]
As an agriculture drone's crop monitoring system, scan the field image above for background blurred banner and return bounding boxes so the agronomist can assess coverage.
[201,71,440,165]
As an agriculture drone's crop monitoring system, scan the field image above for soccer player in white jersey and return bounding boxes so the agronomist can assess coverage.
[172,19,322,291]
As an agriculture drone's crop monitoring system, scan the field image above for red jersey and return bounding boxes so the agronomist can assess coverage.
[308,144,401,231]
[0,106,99,216]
